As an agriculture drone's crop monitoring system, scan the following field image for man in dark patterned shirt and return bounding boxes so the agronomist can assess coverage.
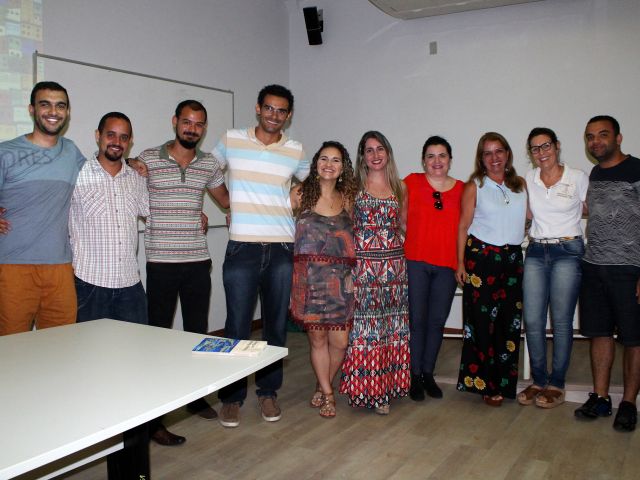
[574,115,639,432]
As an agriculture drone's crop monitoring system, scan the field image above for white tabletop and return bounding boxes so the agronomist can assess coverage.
[0,320,287,479]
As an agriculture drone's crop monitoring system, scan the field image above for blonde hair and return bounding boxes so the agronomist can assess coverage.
[355,130,404,207]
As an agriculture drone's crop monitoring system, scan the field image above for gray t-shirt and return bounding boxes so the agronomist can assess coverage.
[584,155,640,267]
[0,135,86,263]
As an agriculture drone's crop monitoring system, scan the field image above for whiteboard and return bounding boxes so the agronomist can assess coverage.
[34,52,234,226]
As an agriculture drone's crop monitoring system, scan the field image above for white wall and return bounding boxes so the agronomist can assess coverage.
[287,0,640,180]
[287,0,640,332]
[44,0,291,331]
[42,0,640,332]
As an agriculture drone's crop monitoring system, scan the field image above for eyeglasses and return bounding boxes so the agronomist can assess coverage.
[433,191,443,210]
[529,142,553,155]
[495,184,510,204]
[262,104,289,117]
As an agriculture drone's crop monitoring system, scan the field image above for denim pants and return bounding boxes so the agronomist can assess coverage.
[75,277,148,324]
[523,238,583,389]
[218,241,293,404]
[407,260,458,375]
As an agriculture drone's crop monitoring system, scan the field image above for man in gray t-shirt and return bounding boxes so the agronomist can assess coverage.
[575,115,639,433]
[0,81,85,335]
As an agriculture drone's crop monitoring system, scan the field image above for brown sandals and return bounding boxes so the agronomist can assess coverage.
[319,391,336,418]
[518,384,565,408]
[483,395,504,407]
[310,384,324,408]
[535,387,565,408]
[517,384,544,406]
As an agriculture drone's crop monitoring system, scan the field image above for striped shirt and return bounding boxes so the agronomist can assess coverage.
[140,142,225,263]
[69,154,150,288]
[212,128,308,242]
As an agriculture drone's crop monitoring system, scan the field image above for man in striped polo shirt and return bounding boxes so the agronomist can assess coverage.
[137,100,229,446]
[213,84,309,428]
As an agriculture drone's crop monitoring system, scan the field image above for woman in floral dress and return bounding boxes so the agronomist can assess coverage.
[340,131,410,415]
[455,132,527,406]
[290,141,357,418]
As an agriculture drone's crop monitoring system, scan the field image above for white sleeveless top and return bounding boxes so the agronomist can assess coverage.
[468,177,527,246]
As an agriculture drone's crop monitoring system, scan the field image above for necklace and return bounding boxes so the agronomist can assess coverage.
[495,183,510,204]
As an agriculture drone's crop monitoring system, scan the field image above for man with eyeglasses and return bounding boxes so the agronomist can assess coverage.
[574,115,640,432]
[212,84,309,428]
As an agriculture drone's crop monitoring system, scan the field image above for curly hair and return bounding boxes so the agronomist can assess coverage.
[300,141,357,213]
[469,131,524,193]
[355,131,404,207]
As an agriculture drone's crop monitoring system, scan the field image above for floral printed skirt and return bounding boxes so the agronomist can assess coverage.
[457,235,523,399]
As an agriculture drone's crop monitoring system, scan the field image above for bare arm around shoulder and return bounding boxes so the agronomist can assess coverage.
[455,181,477,286]
[126,158,148,177]
[0,207,10,234]
[400,181,408,231]
[290,184,303,214]
[208,183,230,210]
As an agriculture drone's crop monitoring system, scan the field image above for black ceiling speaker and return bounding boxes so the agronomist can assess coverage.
[303,7,323,45]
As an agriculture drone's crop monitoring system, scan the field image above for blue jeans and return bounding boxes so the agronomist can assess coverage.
[75,277,148,324]
[523,238,584,389]
[218,241,294,403]
[407,260,458,375]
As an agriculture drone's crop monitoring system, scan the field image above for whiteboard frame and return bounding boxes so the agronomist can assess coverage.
[33,51,234,227]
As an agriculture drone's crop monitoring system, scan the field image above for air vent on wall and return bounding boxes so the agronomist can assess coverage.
[368,0,543,19]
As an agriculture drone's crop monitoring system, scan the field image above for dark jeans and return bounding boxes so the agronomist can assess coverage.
[146,260,212,334]
[75,277,148,324]
[219,241,293,404]
[146,260,212,433]
[407,260,458,375]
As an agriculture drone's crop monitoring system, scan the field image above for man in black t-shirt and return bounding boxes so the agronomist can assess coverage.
[574,115,639,432]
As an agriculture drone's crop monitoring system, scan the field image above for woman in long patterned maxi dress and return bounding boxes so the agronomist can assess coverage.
[340,131,411,414]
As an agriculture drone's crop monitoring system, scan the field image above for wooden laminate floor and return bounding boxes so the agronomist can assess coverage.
[58,334,637,480]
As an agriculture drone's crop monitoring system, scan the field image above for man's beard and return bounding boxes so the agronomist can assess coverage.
[103,146,123,162]
[177,134,199,150]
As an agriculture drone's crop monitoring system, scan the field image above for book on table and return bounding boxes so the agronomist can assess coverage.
[192,337,267,357]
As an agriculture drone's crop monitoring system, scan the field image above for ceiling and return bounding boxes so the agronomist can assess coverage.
[368,0,544,19]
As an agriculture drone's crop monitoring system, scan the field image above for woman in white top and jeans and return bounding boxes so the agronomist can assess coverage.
[518,127,588,408]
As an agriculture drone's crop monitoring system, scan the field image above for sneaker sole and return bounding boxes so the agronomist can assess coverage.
[575,410,612,420]
[261,414,281,422]
[219,419,240,428]
[613,421,636,432]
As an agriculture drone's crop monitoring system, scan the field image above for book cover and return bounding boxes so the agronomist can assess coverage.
[192,337,267,357]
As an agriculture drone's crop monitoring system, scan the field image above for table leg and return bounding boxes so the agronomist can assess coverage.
[106,422,150,479]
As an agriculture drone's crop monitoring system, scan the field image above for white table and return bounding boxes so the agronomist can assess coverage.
[0,320,287,479]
